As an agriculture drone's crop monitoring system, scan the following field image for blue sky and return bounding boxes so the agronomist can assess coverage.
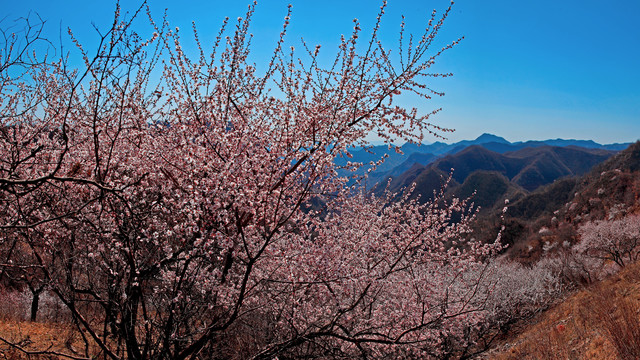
[4,0,640,144]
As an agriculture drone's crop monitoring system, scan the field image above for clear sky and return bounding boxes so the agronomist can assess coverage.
[4,0,640,144]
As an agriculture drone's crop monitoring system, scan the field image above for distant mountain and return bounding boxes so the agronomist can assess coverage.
[386,152,437,178]
[513,138,630,151]
[338,134,632,189]
[451,133,510,149]
[433,146,522,184]
[454,171,513,209]
[476,140,629,154]
[377,164,453,202]
[474,133,511,144]
[501,143,639,221]
[375,144,617,209]
[421,145,609,191]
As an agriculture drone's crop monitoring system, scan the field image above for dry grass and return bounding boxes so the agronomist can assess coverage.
[489,261,640,360]
[0,288,99,359]
[0,318,92,359]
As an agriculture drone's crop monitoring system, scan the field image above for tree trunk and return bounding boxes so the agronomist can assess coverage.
[30,287,43,322]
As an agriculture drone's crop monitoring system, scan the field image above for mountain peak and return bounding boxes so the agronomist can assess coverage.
[474,133,510,144]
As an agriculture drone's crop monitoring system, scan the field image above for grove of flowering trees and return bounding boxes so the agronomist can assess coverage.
[576,214,640,268]
[0,2,521,359]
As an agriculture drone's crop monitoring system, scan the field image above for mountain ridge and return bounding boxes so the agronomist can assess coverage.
[339,134,633,189]
[372,144,619,213]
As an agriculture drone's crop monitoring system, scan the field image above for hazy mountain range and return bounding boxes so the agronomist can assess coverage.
[337,133,631,190]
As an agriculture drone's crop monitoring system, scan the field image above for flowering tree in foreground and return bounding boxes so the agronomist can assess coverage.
[0,2,504,359]
[576,215,640,268]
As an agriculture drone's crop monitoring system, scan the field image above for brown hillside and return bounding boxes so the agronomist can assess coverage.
[487,261,640,360]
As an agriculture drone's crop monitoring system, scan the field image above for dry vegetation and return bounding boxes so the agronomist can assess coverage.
[488,261,640,360]
[0,291,106,359]
[0,319,87,360]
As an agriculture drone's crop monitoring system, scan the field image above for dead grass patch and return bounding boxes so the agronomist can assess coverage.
[490,261,640,359]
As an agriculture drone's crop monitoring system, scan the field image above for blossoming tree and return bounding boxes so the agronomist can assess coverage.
[0,2,503,359]
[576,214,640,268]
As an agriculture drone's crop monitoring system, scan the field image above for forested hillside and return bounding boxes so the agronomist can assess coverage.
[471,141,640,263]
